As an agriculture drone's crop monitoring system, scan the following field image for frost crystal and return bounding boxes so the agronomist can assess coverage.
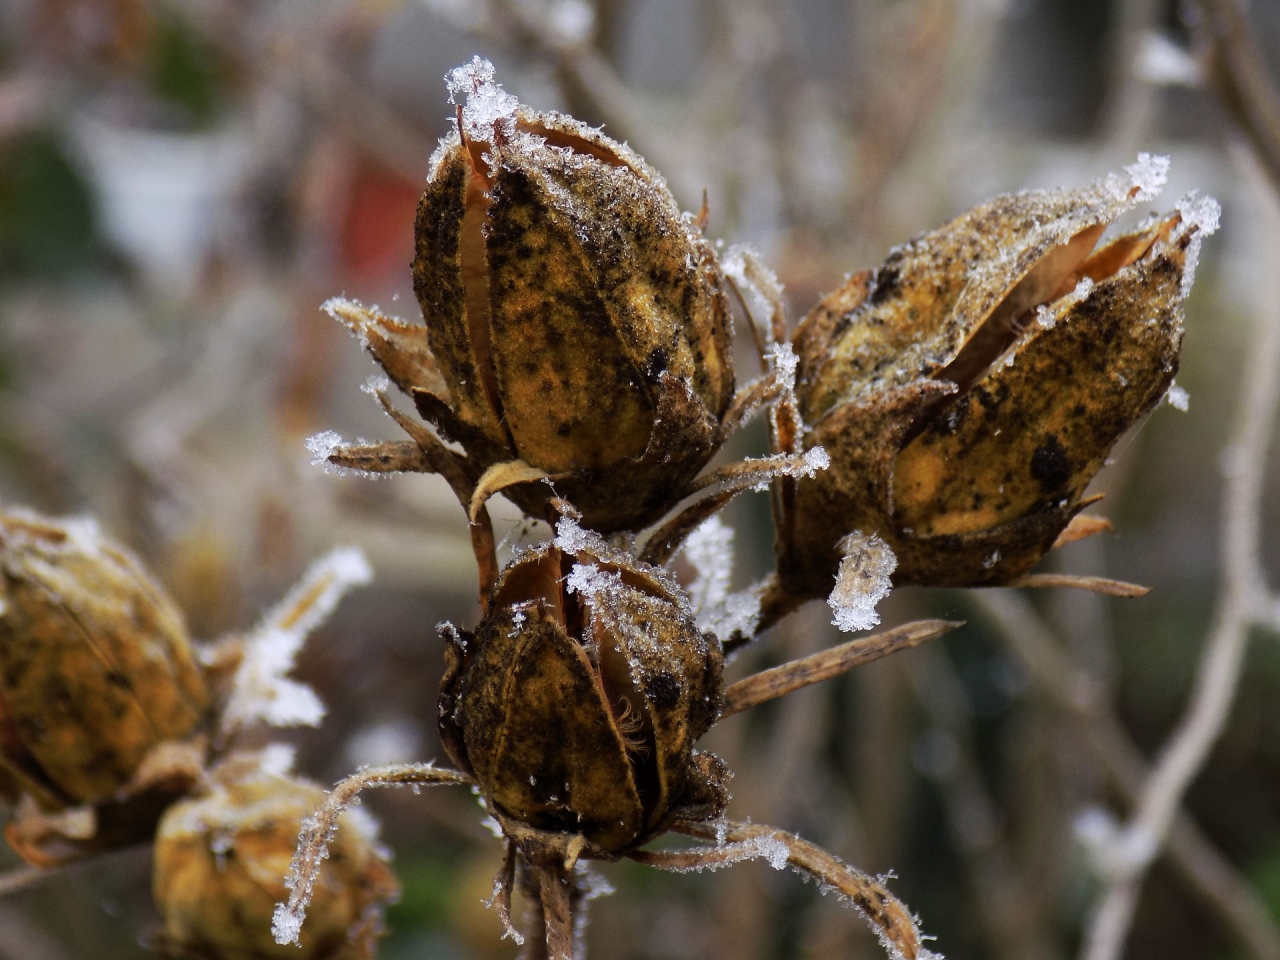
[828,532,897,633]
[305,430,344,466]
[767,340,798,392]
[446,56,520,142]
[1105,152,1170,203]
[271,904,303,946]
[361,374,391,396]
[221,547,373,736]
[1165,383,1190,411]
[1175,190,1222,300]
[679,516,763,641]
[722,243,782,340]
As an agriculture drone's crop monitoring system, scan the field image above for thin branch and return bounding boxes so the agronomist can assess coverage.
[721,619,961,718]
[1078,147,1280,960]
[975,591,1280,960]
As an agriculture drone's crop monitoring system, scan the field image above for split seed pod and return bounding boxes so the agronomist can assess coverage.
[154,755,397,960]
[345,59,733,533]
[438,520,728,856]
[0,509,208,834]
[776,160,1218,596]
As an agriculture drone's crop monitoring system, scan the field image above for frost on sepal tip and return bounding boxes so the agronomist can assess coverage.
[828,533,897,633]
[219,547,373,737]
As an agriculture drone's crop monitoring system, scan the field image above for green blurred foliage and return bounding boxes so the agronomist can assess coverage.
[0,133,98,280]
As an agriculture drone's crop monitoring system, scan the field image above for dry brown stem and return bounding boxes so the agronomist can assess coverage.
[721,619,961,718]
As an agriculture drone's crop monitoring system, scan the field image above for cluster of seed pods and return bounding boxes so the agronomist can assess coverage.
[0,54,1217,960]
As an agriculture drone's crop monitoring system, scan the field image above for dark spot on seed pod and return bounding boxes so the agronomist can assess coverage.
[1030,436,1072,492]
[868,266,901,306]
[646,671,681,709]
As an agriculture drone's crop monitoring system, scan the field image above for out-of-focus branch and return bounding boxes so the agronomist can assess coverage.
[1196,0,1280,193]
[975,591,1280,960]
[1077,103,1280,960]
[905,644,1062,960]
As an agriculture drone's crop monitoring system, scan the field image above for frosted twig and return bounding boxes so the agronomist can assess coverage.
[655,819,937,960]
[272,763,472,947]
[975,587,1280,960]
[220,547,373,737]
[1005,573,1150,598]
[1077,150,1280,960]
[721,619,961,718]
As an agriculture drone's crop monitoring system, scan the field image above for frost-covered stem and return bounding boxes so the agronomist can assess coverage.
[976,589,1280,960]
[720,619,960,718]
[661,819,933,960]
[1078,155,1280,960]
[272,763,471,946]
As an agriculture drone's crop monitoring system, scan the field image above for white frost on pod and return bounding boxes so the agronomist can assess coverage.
[828,532,897,633]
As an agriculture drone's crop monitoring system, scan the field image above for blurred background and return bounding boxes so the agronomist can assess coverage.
[0,0,1277,958]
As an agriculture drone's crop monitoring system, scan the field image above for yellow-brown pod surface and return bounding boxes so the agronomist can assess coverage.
[153,756,397,960]
[438,522,727,855]
[779,174,1216,595]
[0,508,208,811]
[406,61,734,533]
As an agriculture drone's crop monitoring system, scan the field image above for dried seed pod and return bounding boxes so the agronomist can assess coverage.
[438,517,728,855]
[154,754,397,960]
[775,163,1219,597]
[349,58,734,533]
[0,509,208,816]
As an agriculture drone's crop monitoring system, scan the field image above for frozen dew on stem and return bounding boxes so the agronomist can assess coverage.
[1165,382,1190,411]
[679,515,764,642]
[828,532,897,633]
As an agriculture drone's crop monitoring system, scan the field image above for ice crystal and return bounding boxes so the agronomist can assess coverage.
[221,547,373,736]
[1165,383,1190,411]
[828,532,897,633]
[446,56,520,143]
[679,516,763,641]
[1175,190,1222,300]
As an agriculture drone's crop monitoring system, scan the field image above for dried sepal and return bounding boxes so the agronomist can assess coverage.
[720,619,961,718]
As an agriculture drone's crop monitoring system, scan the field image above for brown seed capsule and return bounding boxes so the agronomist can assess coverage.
[438,517,729,855]
[775,164,1218,596]
[0,509,208,816]
[357,58,734,533]
[154,754,397,960]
